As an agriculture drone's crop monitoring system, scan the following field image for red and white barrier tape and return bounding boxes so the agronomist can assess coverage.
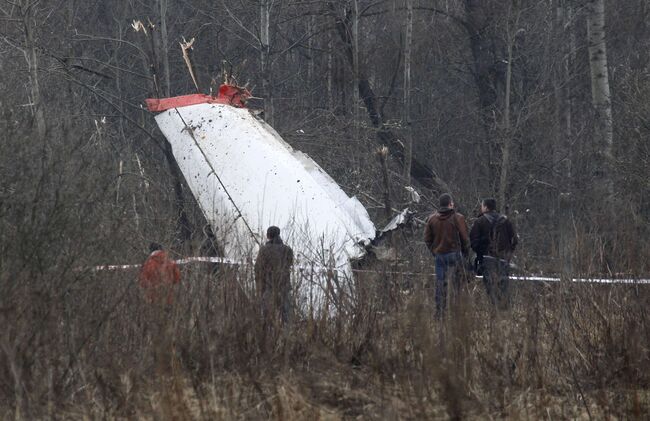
[88,256,240,272]
[88,256,333,273]
[86,256,650,284]
[509,275,650,284]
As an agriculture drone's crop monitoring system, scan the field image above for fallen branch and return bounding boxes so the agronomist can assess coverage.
[180,37,200,93]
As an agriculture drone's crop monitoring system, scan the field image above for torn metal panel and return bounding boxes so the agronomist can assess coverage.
[378,208,416,236]
[362,208,417,262]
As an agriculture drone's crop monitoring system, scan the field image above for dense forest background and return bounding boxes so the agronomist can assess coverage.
[1,1,650,418]
[2,0,649,272]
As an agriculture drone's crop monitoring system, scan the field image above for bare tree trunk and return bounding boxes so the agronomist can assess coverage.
[163,142,193,249]
[159,0,171,97]
[586,0,614,196]
[133,20,192,247]
[558,192,574,282]
[114,20,127,145]
[260,0,273,125]
[498,41,512,210]
[307,15,314,94]
[327,34,333,110]
[377,147,392,220]
[552,1,564,187]
[20,1,47,140]
[330,2,445,191]
[464,0,507,195]
[403,0,413,185]
[566,1,575,146]
[62,0,76,139]
[553,0,573,186]
[352,0,360,171]
[498,4,518,210]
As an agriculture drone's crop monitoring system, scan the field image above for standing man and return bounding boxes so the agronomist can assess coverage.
[470,198,518,309]
[200,224,224,275]
[255,226,294,324]
[139,242,181,305]
[424,193,470,317]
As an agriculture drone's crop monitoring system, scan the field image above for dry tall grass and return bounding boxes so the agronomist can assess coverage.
[1,258,648,420]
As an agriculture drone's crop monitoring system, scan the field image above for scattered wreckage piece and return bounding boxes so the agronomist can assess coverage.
[361,209,418,262]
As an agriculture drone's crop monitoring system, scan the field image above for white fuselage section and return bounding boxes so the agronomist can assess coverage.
[155,103,376,304]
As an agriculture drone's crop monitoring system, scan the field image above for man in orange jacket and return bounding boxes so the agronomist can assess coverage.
[138,243,181,305]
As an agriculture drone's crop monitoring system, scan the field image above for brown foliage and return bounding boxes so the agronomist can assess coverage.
[1,257,649,419]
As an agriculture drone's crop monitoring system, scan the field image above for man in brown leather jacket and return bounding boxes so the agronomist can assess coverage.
[424,193,469,316]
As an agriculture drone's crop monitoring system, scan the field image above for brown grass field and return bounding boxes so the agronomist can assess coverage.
[1,260,649,420]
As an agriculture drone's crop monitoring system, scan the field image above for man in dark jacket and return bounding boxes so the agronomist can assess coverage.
[424,193,470,316]
[255,226,294,324]
[470,198,518,308]
[200,224,224,275]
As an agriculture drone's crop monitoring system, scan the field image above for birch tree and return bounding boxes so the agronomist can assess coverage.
[159,0,171,97]
[586,0,613,195]
[498,1,520,210]
[260,0,273,125]
[403,0,413,184]
[10,0,47,141]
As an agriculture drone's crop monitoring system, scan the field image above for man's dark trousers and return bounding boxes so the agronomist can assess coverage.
[482,256,510,309]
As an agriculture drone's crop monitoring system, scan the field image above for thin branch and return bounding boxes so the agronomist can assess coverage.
[71,32,150,63]
[220,0,261,46]
[59,68,165,154]
[58,56,152,80]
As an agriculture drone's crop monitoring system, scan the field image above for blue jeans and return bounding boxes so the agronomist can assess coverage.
[434,252,461,316]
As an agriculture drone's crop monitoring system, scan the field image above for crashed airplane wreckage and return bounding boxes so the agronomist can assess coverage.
[146,84,412,304]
